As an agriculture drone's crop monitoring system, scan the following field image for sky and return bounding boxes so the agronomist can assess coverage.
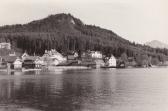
[0,0,168,44]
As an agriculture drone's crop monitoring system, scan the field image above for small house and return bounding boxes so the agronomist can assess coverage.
[3,56,17,69]
[13,58,22,69]
[0,48,21,69]
[34,58,44,68]
[67,51,79,61]
[22,56,37,69]
[108,55,117,67]
[0,42,11,49]
[22,59,35,69]
[41,49,67,66]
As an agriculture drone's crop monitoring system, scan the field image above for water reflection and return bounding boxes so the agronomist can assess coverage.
[0,68,168,111]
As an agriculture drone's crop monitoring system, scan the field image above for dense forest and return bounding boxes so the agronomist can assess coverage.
[0,13,168,63]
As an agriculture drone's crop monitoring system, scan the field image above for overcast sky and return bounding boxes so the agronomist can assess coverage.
[0,0,167,44]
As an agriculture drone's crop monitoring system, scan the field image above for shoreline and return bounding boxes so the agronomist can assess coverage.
[0,65,167,73]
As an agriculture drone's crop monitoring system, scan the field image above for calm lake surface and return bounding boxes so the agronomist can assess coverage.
[0,68,168,111]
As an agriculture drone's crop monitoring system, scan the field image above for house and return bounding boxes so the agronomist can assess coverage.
[49,49,66,65]
[2,56,17,69]
[90,51,103,59]
[22,59,35,69]
[42,49,67,66]
[67,51,79,61]
[9,52,16,56]
[0,47,21,69]
[108,55,117,67]
[22,52,39,61]
[80,52,96,67]
[13,57,22,69]
[34,58,44,68]
[0,42,11,49]
[22,53,38,69]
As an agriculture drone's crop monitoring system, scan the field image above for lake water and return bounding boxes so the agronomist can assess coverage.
[0,68,168,111]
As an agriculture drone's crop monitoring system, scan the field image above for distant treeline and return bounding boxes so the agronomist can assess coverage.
[0,13,168,62]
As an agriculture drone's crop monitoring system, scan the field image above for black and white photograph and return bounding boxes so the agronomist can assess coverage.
[0,0,168,111]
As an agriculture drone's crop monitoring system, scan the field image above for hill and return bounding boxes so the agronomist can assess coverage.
[0,13,168,61]
[145,40,168,49]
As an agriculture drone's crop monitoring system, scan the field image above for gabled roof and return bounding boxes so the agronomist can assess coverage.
[22,52,29,58]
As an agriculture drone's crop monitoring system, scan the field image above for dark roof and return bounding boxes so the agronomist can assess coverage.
[24,56,38,61]
[0,49,14,56]
[0,49,22,57]
[2,56,17,63]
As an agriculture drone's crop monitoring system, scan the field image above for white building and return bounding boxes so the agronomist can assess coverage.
[50,50,66,62]
[34,58,44,68]
[13,58,22,69]
[42,49,67,66]
[108,55,117,67]
[0,43,11,49]
[9,51,16,56]
[90,51,103,59]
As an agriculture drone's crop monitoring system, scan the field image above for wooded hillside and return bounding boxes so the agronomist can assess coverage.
[0,13,167,61]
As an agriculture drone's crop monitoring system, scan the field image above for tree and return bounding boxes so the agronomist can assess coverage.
[158,54,166,63]
[135,53,142,66]
[120,52,128,63]
[141,54,149,66]
[151,57,159,65]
